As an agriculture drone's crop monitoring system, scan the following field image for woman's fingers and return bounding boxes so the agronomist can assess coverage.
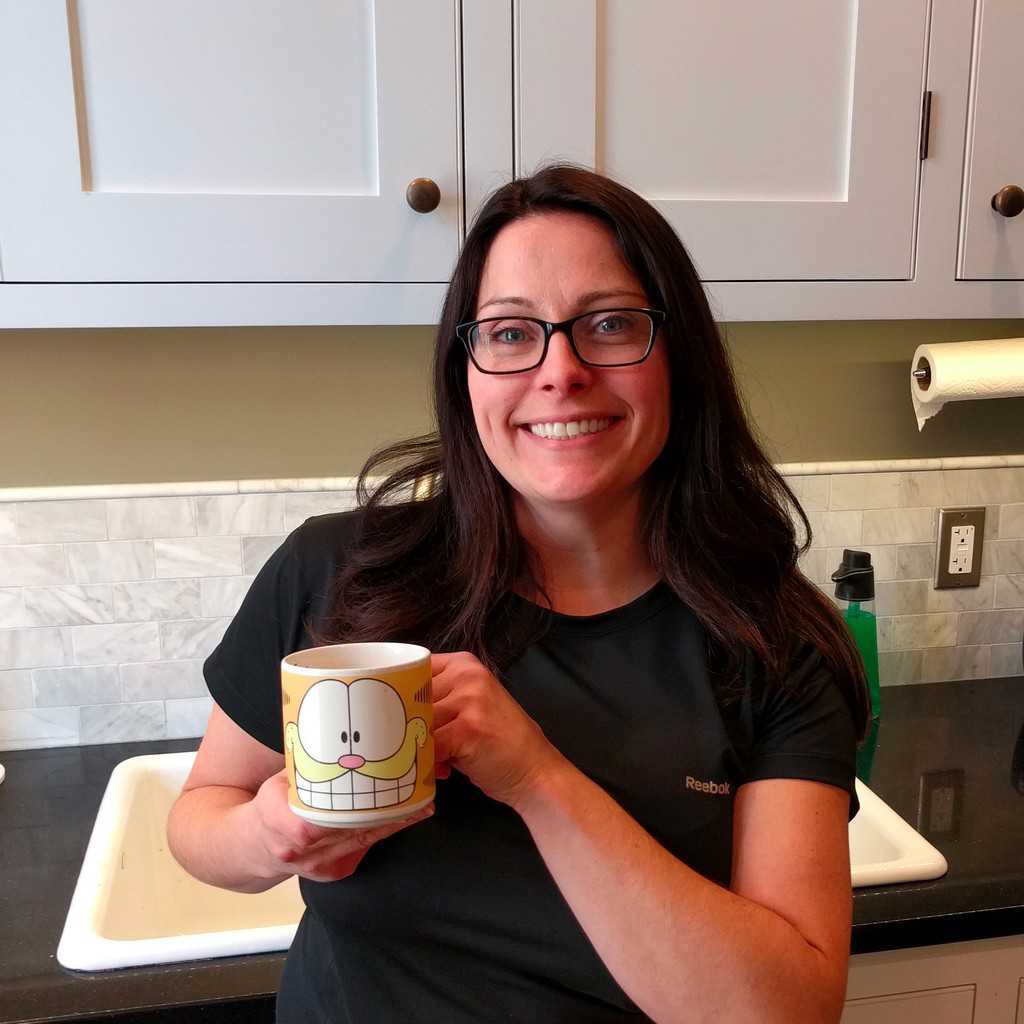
[250,768,434,881]
[297,804,435,881]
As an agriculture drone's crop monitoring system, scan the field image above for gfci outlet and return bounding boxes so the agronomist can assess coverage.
[935,507,986,589]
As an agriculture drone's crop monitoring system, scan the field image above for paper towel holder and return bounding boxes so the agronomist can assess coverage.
[912,358,931,390]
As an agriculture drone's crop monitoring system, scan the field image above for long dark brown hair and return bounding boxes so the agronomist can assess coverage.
[309,163,869,739]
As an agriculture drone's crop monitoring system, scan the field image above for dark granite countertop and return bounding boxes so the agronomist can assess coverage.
[1,675,1022,1022]
[849,674,1024,953]
[0,738,281,1024]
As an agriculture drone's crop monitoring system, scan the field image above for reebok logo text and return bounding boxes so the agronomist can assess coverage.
[685,775,731,796]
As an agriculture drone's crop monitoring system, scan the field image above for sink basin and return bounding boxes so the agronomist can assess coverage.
[58,752,947,971]
[849,777,947,887]
[57,751,303,971]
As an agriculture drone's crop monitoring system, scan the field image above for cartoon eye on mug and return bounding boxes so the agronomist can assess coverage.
[285,677,428,812]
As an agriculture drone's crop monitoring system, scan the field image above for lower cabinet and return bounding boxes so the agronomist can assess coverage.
[843,984,975,1024]
[843,936,1024,1024]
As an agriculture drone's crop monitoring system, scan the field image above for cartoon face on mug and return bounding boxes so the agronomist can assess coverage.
[284,677,428,812]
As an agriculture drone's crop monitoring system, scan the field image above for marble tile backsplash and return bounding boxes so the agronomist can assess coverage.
[1,467,1023,751]
[791,467,1024,696]
[0,489,358,750]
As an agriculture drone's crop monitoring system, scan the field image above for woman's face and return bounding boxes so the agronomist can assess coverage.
[466,211,671,515]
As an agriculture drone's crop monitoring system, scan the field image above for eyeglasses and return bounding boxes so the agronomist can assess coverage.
[456,307,666,374]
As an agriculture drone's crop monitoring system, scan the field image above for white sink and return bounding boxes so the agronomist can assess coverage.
[57,751,304,971]
[58,752,947,971]
[849,777,947,887]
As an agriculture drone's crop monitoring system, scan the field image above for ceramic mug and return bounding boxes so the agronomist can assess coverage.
[281,642,435,827]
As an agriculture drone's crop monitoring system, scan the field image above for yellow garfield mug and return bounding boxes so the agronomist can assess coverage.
[281,642,435,827]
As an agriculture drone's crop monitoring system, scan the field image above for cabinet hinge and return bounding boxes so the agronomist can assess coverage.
[919,90,933,160]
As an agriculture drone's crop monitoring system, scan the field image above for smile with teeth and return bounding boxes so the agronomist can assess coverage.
[527,417,615,439]
[296,762,418,811]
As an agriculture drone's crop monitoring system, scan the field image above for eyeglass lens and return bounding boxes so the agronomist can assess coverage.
[468,309,653,372]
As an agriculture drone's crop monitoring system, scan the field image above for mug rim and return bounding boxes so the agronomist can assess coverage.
[282,641,431,677]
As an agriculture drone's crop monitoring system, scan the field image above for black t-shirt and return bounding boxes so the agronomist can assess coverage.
[204,510,859,1023]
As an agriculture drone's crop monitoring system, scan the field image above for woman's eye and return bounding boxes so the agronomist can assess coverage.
[492,327,525,344]
[597,316,624,333]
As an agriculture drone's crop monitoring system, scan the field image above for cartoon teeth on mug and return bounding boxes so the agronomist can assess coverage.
[281,643,435,828]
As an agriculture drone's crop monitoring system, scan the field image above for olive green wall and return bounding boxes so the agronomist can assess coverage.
[2,318,1022,488]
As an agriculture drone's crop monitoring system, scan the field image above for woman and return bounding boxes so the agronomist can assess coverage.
[168,164,868,1023]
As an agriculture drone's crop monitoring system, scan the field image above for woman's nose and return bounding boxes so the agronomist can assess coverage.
[537,329,591,388]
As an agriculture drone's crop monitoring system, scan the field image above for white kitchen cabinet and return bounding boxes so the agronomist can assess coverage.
[842,984,975,1024]
[513,0,1024,321]
[516,0,928,283]
[0,0,1021,326]
[0,0,469,321]
[957,0,1024,281]
[844,934,1024,1024]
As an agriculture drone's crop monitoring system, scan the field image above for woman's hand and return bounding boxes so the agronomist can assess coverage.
[243,768,433,885]
[431,651,567,809]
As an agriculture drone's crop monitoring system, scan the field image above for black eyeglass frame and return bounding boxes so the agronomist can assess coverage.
[455,307,667,375]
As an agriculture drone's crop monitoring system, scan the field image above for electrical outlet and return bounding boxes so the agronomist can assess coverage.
[948,524,975,574]
[935,507,985,589]
[917,769,963,840]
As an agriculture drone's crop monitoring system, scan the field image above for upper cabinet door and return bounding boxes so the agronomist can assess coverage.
[516,0,928,281]
[958,0,1024,281]
[0,1,459,283]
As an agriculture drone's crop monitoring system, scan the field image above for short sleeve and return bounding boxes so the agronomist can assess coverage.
[745,643,861,820]
[203,528,309,753]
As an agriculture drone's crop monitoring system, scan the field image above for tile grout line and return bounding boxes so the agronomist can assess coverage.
[3,457,1024,503]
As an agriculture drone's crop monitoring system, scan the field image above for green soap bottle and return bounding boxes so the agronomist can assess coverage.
[831,549,881,722]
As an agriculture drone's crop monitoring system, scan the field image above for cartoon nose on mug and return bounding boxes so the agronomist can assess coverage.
[338,753,365,769]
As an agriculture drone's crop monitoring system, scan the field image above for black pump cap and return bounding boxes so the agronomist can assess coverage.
[831,548,875,601]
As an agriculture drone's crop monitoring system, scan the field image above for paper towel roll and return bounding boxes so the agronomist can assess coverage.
[911,338,1024,430]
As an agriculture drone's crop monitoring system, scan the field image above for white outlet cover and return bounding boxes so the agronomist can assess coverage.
[948,524,975,574]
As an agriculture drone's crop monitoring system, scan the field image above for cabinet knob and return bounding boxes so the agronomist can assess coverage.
[990,185,1024,218]
[406,178,441,214]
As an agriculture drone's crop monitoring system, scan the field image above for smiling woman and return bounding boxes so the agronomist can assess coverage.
[170,163,870,1024]
[463,211,672,535]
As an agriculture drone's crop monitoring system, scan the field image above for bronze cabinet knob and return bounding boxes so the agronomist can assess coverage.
[405,178,441,214]
[991,184,1024,218]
